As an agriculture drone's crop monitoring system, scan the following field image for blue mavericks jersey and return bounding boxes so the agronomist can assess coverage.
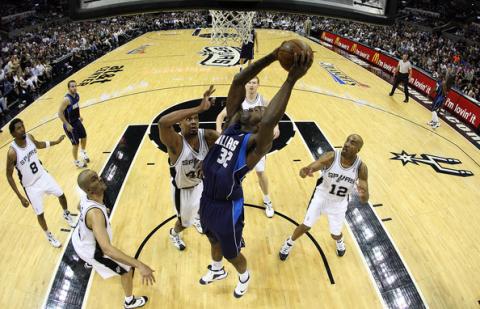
[64,93,81,124]
[432,80,446,110]
[202,123,251,201]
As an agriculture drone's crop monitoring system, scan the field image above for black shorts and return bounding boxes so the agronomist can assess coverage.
[240,43,254,60]
[64,119,87,145]
[200,196,245,260]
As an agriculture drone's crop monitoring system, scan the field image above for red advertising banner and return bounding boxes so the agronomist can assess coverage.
[320,31,480,129]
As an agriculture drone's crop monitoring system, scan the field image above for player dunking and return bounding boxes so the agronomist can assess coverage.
[279,134,369,260]
[199,46,312,297]
[158,86,220,250]
[428,71,455,129]
[73,169,155,308]
[58,80,90,168]
[215,77,279,218]
[6,118,75,248]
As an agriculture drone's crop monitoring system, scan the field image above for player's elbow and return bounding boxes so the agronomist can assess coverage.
[359,192,369,204]
[100,243,115,257]
[158,116,169,128]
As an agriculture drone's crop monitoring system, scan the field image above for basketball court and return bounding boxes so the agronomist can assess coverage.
[0,1,479,308]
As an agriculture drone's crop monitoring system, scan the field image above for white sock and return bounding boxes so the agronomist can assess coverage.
[125,295,133,303]
[432,111,438,123]
[170,228,178,236]
[64,209,69,215]
[45,230,51,237]
[287,236,295,246]
[211,260,223,271]
[239,270,249,282]
[263,195,271,204]
[336,237,344,244]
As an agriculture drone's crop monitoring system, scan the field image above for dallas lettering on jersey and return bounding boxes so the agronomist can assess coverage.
[328,172,355,184]
[79,65,124,86]
[19,148,38,166]
[215,135,239,151]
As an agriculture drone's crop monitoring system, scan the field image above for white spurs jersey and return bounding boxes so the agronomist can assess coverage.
[170,129,209,189]
[10,136,45,187]
[241,94,267,110]
[72,198,112,259]
[317,150,362,203]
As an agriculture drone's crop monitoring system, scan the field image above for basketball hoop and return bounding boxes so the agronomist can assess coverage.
[209,10,256,45]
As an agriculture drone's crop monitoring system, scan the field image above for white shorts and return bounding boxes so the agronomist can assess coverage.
[24,172,63,215]
[171,182,203,227]
[77,251,131,279]
[254,156,266,172]
[303,189,348,235]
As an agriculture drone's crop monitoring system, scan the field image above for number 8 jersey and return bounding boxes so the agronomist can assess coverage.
[10,135,45,187]
[318,149,362,203]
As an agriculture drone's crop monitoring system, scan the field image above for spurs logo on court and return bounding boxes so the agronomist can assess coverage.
[320,62,369,87]
[390,150,474,177]
[199,46,240,67]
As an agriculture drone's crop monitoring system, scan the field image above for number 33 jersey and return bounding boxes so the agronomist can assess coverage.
[10,135,45,187]
[170,129,209,189]
[318,150,362,203]
[202,123,251,201]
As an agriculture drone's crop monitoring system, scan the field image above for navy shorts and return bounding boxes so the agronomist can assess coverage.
[64,119,87,145]
[200,196,245,260]
[240,43,254,60]
[431,95,445,111]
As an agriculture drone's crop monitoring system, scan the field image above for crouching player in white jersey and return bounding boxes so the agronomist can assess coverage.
[279,134,369,259]
[158,86,220,250]
[73,169,155,309]
[215,77,279,218]
[6,118,75,248]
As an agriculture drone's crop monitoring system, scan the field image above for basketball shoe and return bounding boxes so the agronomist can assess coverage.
[199,265,228,285]
[46,232,61,248]
[233,273,250,298]
[124,296,148,309]
[264,201,274,218]
[169,228,186,251]
[279,238,294,261]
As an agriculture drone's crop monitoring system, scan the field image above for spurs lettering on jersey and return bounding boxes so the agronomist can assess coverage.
[11,136,45,187]
[318,150,361,202]
[171,129,209,188]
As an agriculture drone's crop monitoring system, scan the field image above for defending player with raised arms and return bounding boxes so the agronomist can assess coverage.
[158,86,220,250]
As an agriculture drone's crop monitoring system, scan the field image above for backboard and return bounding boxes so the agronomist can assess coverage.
[71,0,397,24]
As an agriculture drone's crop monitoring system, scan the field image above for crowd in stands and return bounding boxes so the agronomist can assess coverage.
[312,17,480,101]
[0,12,207,127]
[1,1,479,128]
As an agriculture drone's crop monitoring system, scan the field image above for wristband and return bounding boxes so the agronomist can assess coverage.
[46,141,51,148]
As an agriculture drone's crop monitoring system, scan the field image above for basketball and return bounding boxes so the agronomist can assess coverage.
[277,39,313,71]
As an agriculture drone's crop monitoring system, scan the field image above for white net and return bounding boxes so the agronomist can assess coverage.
[209,10,256,45]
